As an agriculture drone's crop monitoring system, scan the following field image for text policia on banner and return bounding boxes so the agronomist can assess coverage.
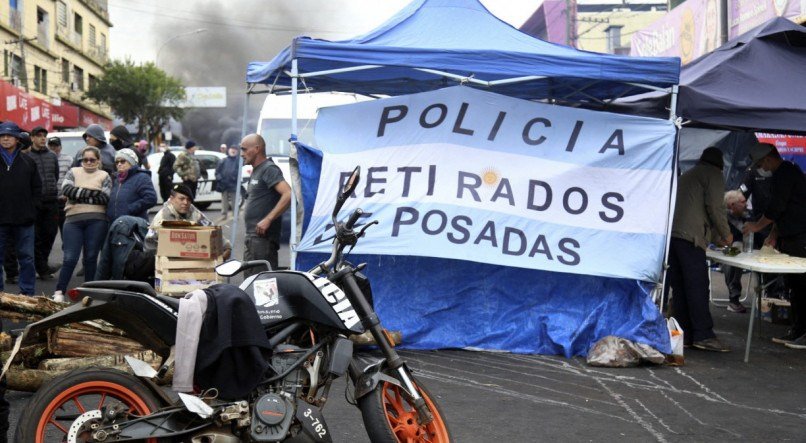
[376,102,627,156]
[301,87,676,282]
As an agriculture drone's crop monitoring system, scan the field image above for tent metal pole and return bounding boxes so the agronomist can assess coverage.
[291,64,382,79]
[624,82,669,93]
[230,88,250,258]
[290,58,299,271]
[658,85,680,312]
[411,68,489,86]
[487,75,547,86]
[669,85,679,121]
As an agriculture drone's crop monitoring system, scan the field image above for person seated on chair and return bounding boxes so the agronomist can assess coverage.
[145,184,231,257]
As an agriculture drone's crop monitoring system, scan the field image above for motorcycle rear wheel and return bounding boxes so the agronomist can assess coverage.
[359,375,451,442]
[15,367,163,443]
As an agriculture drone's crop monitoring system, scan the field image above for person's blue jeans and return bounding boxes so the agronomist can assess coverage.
[57,219,108,292]
[0,224,36,295]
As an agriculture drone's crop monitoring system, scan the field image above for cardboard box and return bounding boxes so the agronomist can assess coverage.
[760,297,791,325]
[157,222,224,259]
[154,256,222,295]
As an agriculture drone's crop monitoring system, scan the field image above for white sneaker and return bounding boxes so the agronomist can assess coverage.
[52,290,65,303]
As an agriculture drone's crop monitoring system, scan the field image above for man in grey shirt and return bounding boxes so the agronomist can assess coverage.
[240,134,291,274]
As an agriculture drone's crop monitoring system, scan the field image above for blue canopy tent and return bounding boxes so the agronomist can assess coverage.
[241,0,682,356]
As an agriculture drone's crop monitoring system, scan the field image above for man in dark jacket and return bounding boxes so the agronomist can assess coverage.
[157,143,176,202]
[0,121,42,296]
[744,143,806,349]
[27,126,61,279]
[667,147,733,353]
[215,145,239,222]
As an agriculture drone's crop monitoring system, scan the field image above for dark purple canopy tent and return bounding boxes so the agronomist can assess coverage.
[616,17,806,134]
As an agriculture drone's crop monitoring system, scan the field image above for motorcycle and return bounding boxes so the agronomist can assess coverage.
[11,166,451,442]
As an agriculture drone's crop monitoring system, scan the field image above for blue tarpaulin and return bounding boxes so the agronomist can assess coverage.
[296,142,671,356]
[247,0,680,102]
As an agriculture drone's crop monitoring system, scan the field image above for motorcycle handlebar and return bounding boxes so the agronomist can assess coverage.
[345,209,363,230]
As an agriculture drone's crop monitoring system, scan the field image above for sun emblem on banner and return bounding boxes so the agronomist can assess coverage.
[482,168,500,186]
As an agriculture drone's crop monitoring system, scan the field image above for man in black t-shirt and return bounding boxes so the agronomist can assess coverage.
[744,143,806,348]
[240,134,291,274]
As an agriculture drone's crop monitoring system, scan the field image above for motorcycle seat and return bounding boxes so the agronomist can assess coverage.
[80,281,180,311]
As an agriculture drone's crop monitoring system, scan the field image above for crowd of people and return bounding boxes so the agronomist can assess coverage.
[666,142,806,352]
[0,120,291,302]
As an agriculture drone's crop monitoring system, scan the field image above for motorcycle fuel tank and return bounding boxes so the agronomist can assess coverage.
[242,271,363,334]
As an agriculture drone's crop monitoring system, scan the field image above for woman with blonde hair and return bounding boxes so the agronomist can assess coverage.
[52,146,112,302]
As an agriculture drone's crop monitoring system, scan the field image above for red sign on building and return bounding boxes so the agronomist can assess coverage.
[0,79,110,130]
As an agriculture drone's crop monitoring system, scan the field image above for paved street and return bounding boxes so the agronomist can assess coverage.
[4,206,806,441]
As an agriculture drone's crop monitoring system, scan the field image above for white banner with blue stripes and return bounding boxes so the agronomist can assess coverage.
[298,86,676,282]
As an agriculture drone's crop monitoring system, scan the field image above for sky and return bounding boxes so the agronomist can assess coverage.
[108,0,543,64]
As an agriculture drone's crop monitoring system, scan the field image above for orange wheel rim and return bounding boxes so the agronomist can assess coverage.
[381,381,449,443]
[35,381,156,443]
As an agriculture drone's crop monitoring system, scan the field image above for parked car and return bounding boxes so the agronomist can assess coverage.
[147,149,223,210]
[48,130,111,160]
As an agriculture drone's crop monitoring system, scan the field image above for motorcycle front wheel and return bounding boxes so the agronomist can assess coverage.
[359,375,451,442]
[15,367,163,443]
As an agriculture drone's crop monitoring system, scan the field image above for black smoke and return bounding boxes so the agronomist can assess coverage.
[155,1,333,149]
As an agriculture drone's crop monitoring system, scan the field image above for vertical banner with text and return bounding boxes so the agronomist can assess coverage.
[299,87,676,282]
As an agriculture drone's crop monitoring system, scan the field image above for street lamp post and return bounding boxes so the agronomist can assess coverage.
[156,28,207,67]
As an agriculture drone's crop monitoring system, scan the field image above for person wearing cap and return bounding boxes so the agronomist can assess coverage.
[136,140,151,170]
[0,121,43,296]
[3,130,34,285]
[52,146,113,303]
[106,148,157,223]
[26,126,62,279]
[74,124,116,175]
[743,142,806,348]
[666,147,733,353]
[173,140,201,197]
[49,136,74,235]
[144,183,215,251]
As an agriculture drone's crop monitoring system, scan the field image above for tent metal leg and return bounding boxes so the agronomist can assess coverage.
[230,89,250,258]
[290,59,299,271]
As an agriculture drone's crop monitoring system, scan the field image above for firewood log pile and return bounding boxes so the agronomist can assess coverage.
[0,292,163,392]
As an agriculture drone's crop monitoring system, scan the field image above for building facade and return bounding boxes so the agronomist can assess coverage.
[520,0,667,54]
[0,0,112,130]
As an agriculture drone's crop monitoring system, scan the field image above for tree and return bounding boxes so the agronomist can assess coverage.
[85,60,185,141]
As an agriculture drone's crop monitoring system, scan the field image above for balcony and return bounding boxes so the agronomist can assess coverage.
[9,9,21,32]
[37,22,50,51]
[86,44,108,65]
[55,24,84,52]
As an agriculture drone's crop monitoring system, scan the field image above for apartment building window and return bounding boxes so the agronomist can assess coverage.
[57,1,68,28]
[89,24,96,47]
[37,8,50,49]
[10,54,22,84]
[74,13,83,36]
[34,66,47,94]
[73,66,84,91]
[61,58,70,82]
[100,33,106,51]
[605,25,623,54]
[88,74,97,90]
[9,0,21,31]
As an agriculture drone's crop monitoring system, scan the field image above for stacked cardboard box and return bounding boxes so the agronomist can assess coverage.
[154,221,225,296]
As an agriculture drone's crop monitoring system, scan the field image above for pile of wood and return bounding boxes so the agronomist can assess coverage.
[0,292,162,392]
